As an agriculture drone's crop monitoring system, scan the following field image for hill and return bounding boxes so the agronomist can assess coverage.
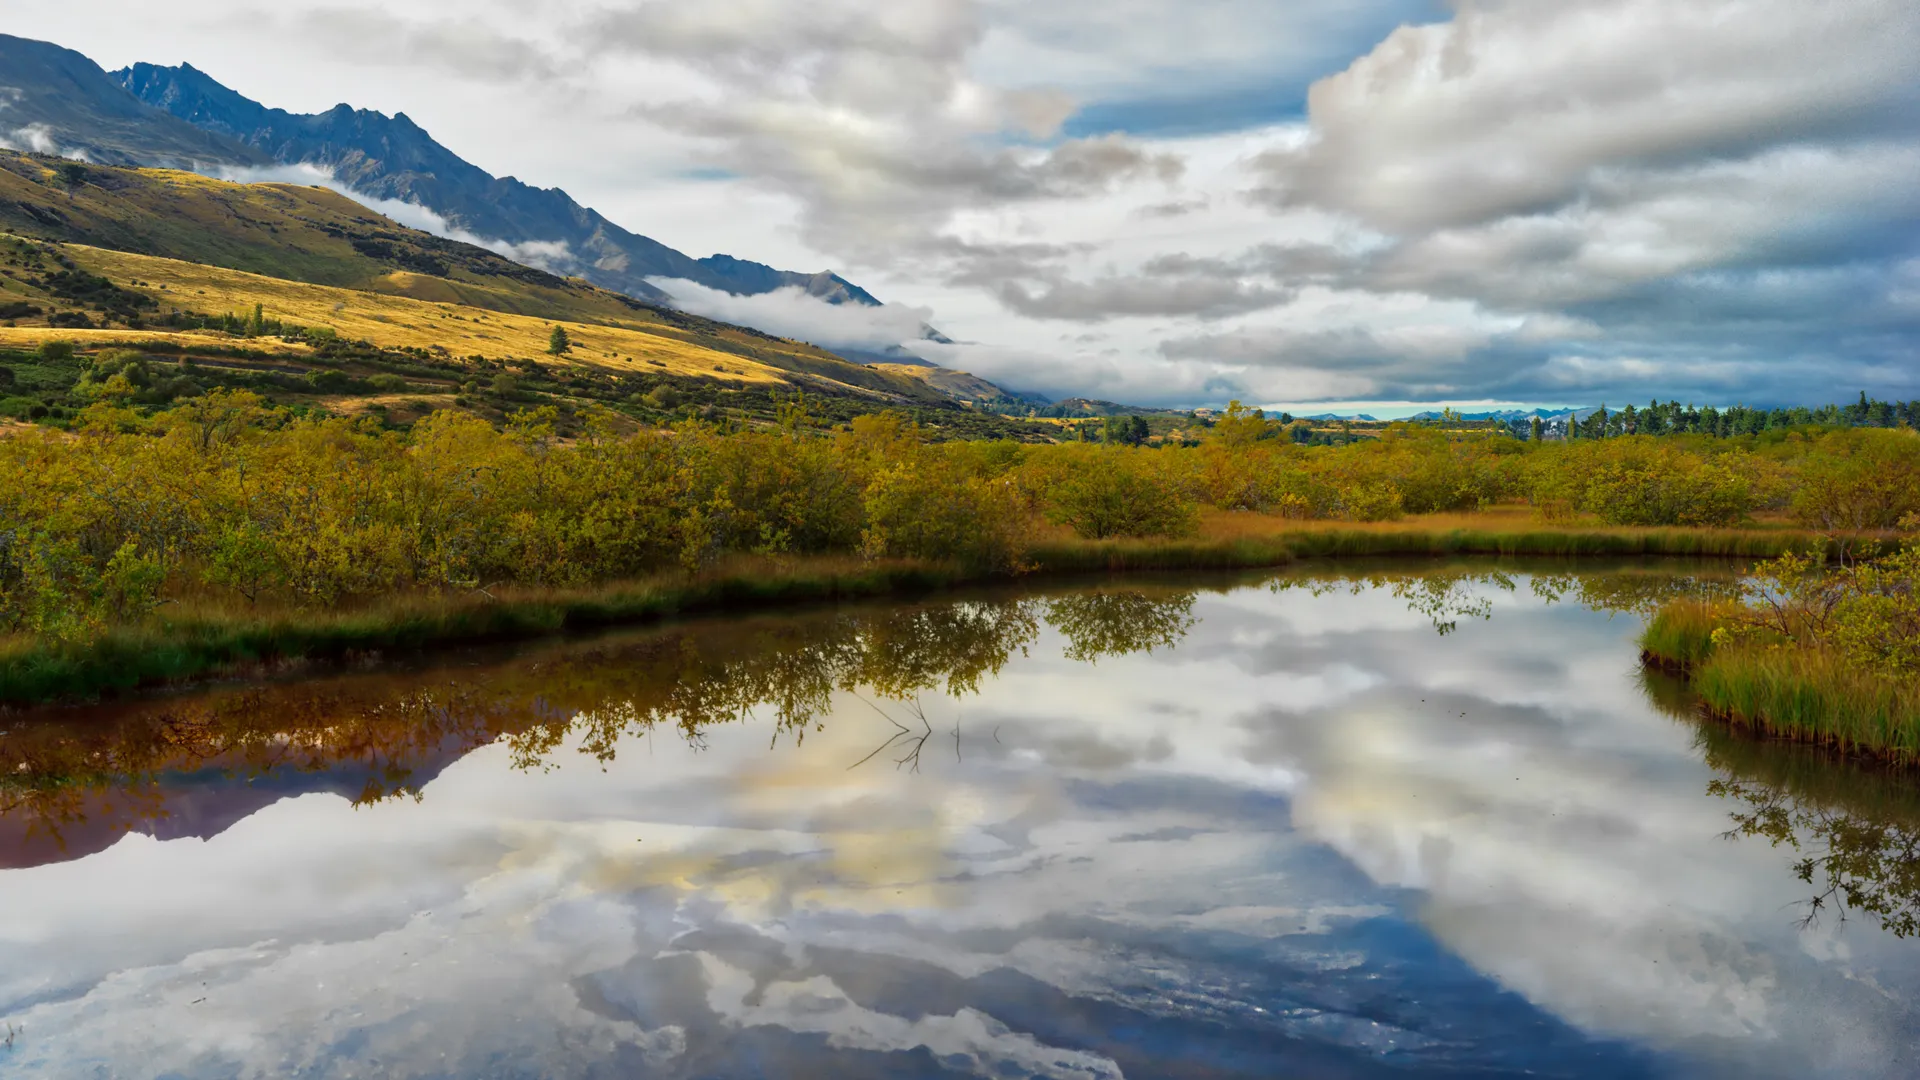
[0,149,953,403]
[0,232,1061,443]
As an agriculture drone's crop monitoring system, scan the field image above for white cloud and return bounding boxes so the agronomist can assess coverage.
[0,122,81,158]
[1251,0,1920,232]
[648,277,933,350]
[209,161,579,274]
[578,0,1180,274]
[7,0,1920,406]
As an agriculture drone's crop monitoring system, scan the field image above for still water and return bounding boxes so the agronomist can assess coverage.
[2,565,1918,1078]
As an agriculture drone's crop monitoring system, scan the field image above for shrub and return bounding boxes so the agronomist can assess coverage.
[1042,449,1198,539]
[1792,429,1920,530]
[1537,439,1753,526]
[0,395,40,419]
[862,461,1031,571]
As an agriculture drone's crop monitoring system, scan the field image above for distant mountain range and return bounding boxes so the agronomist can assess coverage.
[0,35,885,312]
[1404,408,1590,423]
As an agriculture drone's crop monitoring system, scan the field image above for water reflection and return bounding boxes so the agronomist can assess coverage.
[0,586,1206,868]
[1272,564,1740,635]
[3,563,1918,1079]
[1637,666,1920,940]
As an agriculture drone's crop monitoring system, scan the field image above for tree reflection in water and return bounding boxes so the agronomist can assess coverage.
[1641,665,1920,939]
[12,555,1902,948]
[1271,562,1740,635]
[0,584,1201,865]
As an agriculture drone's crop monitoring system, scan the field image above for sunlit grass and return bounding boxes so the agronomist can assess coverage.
[1693,645,1920,763]
[0,509,1867,708]
[21,245,794,383]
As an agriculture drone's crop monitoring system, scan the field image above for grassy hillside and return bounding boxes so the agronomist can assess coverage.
[0,241,1063,440]
[0,151,947,403]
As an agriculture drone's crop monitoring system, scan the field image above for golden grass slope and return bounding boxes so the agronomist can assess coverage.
[20,243,807,384]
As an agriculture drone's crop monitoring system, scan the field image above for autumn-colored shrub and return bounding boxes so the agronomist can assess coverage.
[1533,438,1754,526]
[1038,447,1199,540]
[1791,429,1920,530]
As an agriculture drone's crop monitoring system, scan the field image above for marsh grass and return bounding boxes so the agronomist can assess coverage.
[1640,600,1726,671]
[1691,646,1920,763]
[0,514,1868,707]
[1036,514,1853,574]
[1643,589,1920,765]
[0,556,957,705]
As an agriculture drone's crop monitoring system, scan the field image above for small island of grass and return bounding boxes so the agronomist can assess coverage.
[1642,548,1920,764]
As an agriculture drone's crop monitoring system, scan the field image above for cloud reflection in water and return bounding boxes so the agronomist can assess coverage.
[0,567,1915,1078]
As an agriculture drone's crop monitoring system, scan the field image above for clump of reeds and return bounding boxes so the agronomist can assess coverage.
[1639,599,1726,672]
[1692,645,1920,761]
[1641,547,1920,764]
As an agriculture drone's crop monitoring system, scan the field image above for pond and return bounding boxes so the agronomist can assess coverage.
[2,564,1918,1078]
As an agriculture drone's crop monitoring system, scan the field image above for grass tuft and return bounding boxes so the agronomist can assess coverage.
[1691,645,1920,763]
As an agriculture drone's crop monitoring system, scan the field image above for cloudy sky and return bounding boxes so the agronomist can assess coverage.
[10,0,1920,410]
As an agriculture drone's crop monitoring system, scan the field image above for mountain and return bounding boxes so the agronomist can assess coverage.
[1404,408,1590,424]
[0,34,1031,407]
[0,148,951,405]
[112,60,882,309]
[0,35,887,313]
[0,35,269,168]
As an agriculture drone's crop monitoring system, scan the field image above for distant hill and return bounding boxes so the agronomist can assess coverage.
[1405,407,1582,423]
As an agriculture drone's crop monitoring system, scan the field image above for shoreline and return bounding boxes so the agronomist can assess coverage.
[0,521,1887,709]
[1640,608,1919,767]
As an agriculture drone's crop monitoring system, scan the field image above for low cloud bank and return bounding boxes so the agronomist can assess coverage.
[209,162,578,274]
[648,277,933,352]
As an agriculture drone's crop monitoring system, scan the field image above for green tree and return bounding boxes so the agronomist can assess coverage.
[548,325,571,355]
[1211,400,1270,448]
[1101,414,1150,446]
[1530,416,1545,442]
[56,162,88,201]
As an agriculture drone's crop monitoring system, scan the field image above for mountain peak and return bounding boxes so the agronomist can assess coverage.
[0,36,268,168]
[113,60,900,314]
